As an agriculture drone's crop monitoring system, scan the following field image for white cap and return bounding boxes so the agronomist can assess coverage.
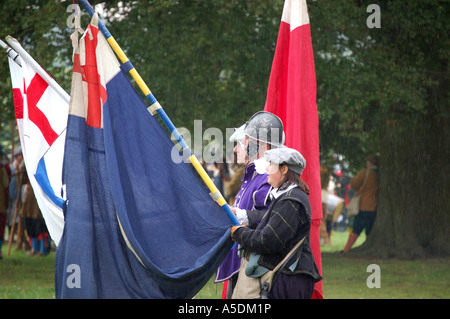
[229,124,246,142]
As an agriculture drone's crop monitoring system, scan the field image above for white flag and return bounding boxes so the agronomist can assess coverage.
[6,36,68,246]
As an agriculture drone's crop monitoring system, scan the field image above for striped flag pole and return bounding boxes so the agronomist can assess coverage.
[77,0,240,226]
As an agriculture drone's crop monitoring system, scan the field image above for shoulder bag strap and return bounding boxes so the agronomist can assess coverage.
[266,235,307,293]
[272,236,306,274]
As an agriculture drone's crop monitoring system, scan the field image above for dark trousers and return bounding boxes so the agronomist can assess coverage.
[270,273,315,299]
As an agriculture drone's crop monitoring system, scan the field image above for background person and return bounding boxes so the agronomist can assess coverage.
[343,154,379,253]
[0,147,10,259]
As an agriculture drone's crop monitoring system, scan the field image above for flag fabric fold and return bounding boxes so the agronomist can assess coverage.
[55,14,233,299]
[264,0,323,298]
[7,37,68,246]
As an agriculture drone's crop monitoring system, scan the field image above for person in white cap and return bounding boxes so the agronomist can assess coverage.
[230,147,322,299]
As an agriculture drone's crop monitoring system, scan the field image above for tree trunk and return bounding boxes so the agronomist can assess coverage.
[353,79,450,259]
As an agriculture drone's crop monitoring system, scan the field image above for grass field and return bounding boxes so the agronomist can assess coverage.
[0,247,56,299]
[196,230,450,299]
[1,230,449,299]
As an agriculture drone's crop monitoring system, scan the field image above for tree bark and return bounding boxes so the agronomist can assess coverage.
[353,74,450,259]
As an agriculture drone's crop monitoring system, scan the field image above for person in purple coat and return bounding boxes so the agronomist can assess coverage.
[215,111,285,298]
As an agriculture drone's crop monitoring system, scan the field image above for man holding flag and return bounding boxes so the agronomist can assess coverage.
[264,0,323,298]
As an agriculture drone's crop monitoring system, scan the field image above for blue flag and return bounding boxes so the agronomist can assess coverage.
[55,14,233,299]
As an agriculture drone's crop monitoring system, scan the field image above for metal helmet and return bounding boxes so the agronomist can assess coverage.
[244,111,285,147]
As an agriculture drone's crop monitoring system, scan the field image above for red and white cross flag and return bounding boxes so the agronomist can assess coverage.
[6,36,69,246]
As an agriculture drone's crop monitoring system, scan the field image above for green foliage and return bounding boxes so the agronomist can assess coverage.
[0,0,447,171]
[309,0,448,171]
[0,0,74,124]
[104,0,282,134]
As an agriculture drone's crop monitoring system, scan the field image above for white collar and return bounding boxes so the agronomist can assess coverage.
[271,184,297,199]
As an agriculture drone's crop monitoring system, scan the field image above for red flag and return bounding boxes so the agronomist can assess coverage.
[264,0,323,298]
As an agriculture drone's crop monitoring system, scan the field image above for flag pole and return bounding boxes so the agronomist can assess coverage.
[0,39,21,67]
[5,37,71,104]
[77,0,240,226]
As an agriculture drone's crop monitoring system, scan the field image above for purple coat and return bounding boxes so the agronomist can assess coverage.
[214,163,272,282]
